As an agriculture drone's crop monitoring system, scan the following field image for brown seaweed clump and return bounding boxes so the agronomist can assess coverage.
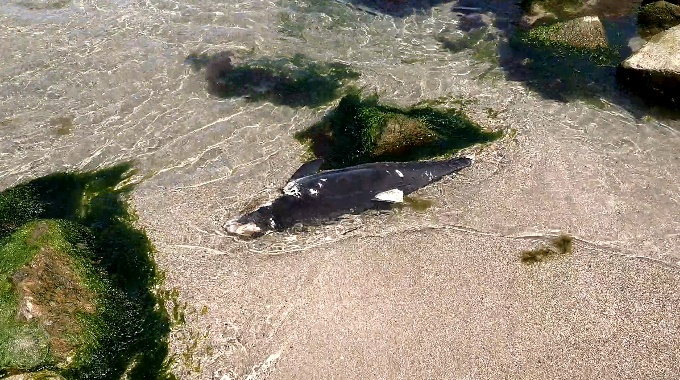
[520,234,574,263]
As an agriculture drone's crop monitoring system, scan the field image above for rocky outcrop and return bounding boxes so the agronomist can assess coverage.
[638,1,680,38]
[618,24,680,106]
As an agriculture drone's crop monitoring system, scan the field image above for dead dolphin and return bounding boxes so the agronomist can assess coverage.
[224,156,473,237]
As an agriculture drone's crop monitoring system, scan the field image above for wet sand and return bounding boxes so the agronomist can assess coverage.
[1,0,680,379]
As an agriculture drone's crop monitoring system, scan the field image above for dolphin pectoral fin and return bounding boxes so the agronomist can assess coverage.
[373,189,404,203]
[288,158,325,181]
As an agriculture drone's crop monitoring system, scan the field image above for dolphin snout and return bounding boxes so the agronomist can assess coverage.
[224,218,263,237]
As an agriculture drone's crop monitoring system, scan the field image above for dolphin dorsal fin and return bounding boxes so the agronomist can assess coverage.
[288,158,324,181]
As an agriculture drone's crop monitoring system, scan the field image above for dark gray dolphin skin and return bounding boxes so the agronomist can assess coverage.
[224,156,473,237]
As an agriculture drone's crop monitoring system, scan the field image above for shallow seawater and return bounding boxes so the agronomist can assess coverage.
[1,0,680,378]
[0,0,678,252]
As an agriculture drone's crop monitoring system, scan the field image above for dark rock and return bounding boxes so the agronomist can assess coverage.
[459,13,492,32]
[638,1,680,38]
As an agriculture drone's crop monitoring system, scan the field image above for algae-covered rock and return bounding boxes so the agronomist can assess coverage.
[295,92,500,169]
[638,1,680,38]
[509,14,618,101]
[618,24,680,107]
[0,164,173,380]
[525,16,609,50]
[0,220,126,374]
[371,114,439,157]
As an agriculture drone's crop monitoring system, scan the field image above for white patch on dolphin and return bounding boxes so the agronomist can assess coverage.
[283,181,302,197]
[425,171,434,181]
[395,170,404,177]
[373,189,404,203]
[309,188,319,196]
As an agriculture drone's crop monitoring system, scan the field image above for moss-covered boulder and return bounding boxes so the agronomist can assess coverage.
[638,1,680,38]
[524,16,610,50]
[618,24,680,108]
[294,92,500,169]
[0,164,173,380]
[0,220,125,374]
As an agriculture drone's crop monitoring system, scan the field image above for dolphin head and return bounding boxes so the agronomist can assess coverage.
[224,204,275,238]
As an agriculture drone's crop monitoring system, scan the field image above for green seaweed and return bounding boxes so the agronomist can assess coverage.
[295,91,501,169]
[521,234,574,263]
[0,164,173,379]
[158,287,187,326]
[185,52,360,108]
[50,116,74,136]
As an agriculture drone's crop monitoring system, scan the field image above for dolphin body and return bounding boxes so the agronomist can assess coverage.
[224,156,473,237]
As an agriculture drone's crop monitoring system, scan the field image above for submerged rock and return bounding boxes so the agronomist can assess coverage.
[638,1,680,38]
[618,24,680,107]
[0,220,121,374]
[520,2,559,28]
[526,16,609,50]
[520,0,582,21]
[0,165,173,380]
[294,93,501,169]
